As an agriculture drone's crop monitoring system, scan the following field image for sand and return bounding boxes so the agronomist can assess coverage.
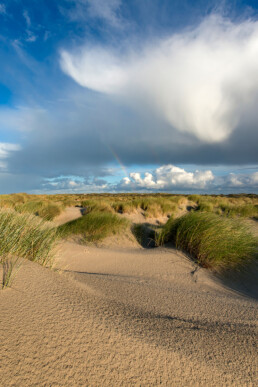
[53,206,83,225]
[0,209,257,386]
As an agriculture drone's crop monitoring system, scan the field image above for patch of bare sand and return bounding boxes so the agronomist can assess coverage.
[119,209,169,226]
[53,206,83,225]
[1,238,257,386]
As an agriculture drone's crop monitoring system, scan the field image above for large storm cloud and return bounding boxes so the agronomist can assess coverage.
[0,8,257,193]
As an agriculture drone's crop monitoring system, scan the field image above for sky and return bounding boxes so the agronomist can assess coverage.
[0,0,258,194]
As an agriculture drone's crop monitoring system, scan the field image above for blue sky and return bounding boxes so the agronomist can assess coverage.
[0,0,258,194]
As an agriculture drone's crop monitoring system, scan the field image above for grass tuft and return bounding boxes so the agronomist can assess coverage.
[0,255,21,289]
[81,200,114,214]
[0,209,58,266]
[157,212,257,270]
[16,201,62,220]
[59,211,129,242]
[0,209,58,288]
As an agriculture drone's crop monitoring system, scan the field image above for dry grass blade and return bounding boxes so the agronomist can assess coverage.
[0,255,21,289]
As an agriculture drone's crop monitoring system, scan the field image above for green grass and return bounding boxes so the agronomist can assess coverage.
[0,209,58,266]
[81,199,114,213]
[188,194,201,203]
[0,208,58,288]
[111,201,136,214]
[59,211,129,242]
[15,200,62,220]
[131,223,159,248]
[197,200,214,212]
[218,204,258,218]
[157,212,257,271]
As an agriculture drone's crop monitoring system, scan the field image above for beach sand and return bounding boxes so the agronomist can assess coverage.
[0,208,257,386]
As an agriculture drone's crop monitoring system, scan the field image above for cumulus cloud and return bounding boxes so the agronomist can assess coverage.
[36,167,258,194]
[117,165,258,192]
[61,14,258,143]
[119,165,214,191]
[218,171,258,188]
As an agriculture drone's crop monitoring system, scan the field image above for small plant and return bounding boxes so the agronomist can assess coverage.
[187,194,201,203]
[36,203,62,220]
[197,200,214,212]
[0,255,21,289]
[131,223,158,248]
[81,200,114,214]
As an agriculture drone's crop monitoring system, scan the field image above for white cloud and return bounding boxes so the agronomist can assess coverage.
[87,0,121,26]
[0,143,21,171]
[118,165,258,192]
[220,171,258,188]
[22,10,37,42]
[120,165,214,190]
[0,4,6,14]
[61,14,258,143]
[41,176,108,193]
[61,48,126,93]
[64,0,122,27]
[26,32,37,43]
[23,10,31,27]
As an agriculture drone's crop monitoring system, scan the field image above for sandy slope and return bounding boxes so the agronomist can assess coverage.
[53,206,83,225]
[1,236,257,386]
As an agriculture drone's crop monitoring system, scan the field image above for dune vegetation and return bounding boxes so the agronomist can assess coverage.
[157,212,257,270]
[0,192,257,288]
[0,208,58,288]
[59,211,129,242]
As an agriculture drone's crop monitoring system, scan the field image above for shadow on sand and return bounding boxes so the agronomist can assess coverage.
[131,223,160,249]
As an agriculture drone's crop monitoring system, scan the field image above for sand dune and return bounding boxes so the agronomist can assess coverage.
[1,234,257,386]
[53,206,83,225]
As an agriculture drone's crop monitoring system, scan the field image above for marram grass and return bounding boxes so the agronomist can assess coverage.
[157,212,257,270]
[0,209,58,265]
[59,211,129,242]
[15,200,62,220]
[0,256,21,289]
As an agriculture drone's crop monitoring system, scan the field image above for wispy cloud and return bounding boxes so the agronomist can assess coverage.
[0,143,21,171]
[61,14,258,143]
[0,3,6,14]
[23,10,31,27]
[63,0,123,27]
[23,9,37,42]
[87,0,122,26]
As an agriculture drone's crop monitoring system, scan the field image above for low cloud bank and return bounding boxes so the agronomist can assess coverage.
[61,14,258,143]
[116,165,258,193]
[120,165,214,190]
[37,165,258,194]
